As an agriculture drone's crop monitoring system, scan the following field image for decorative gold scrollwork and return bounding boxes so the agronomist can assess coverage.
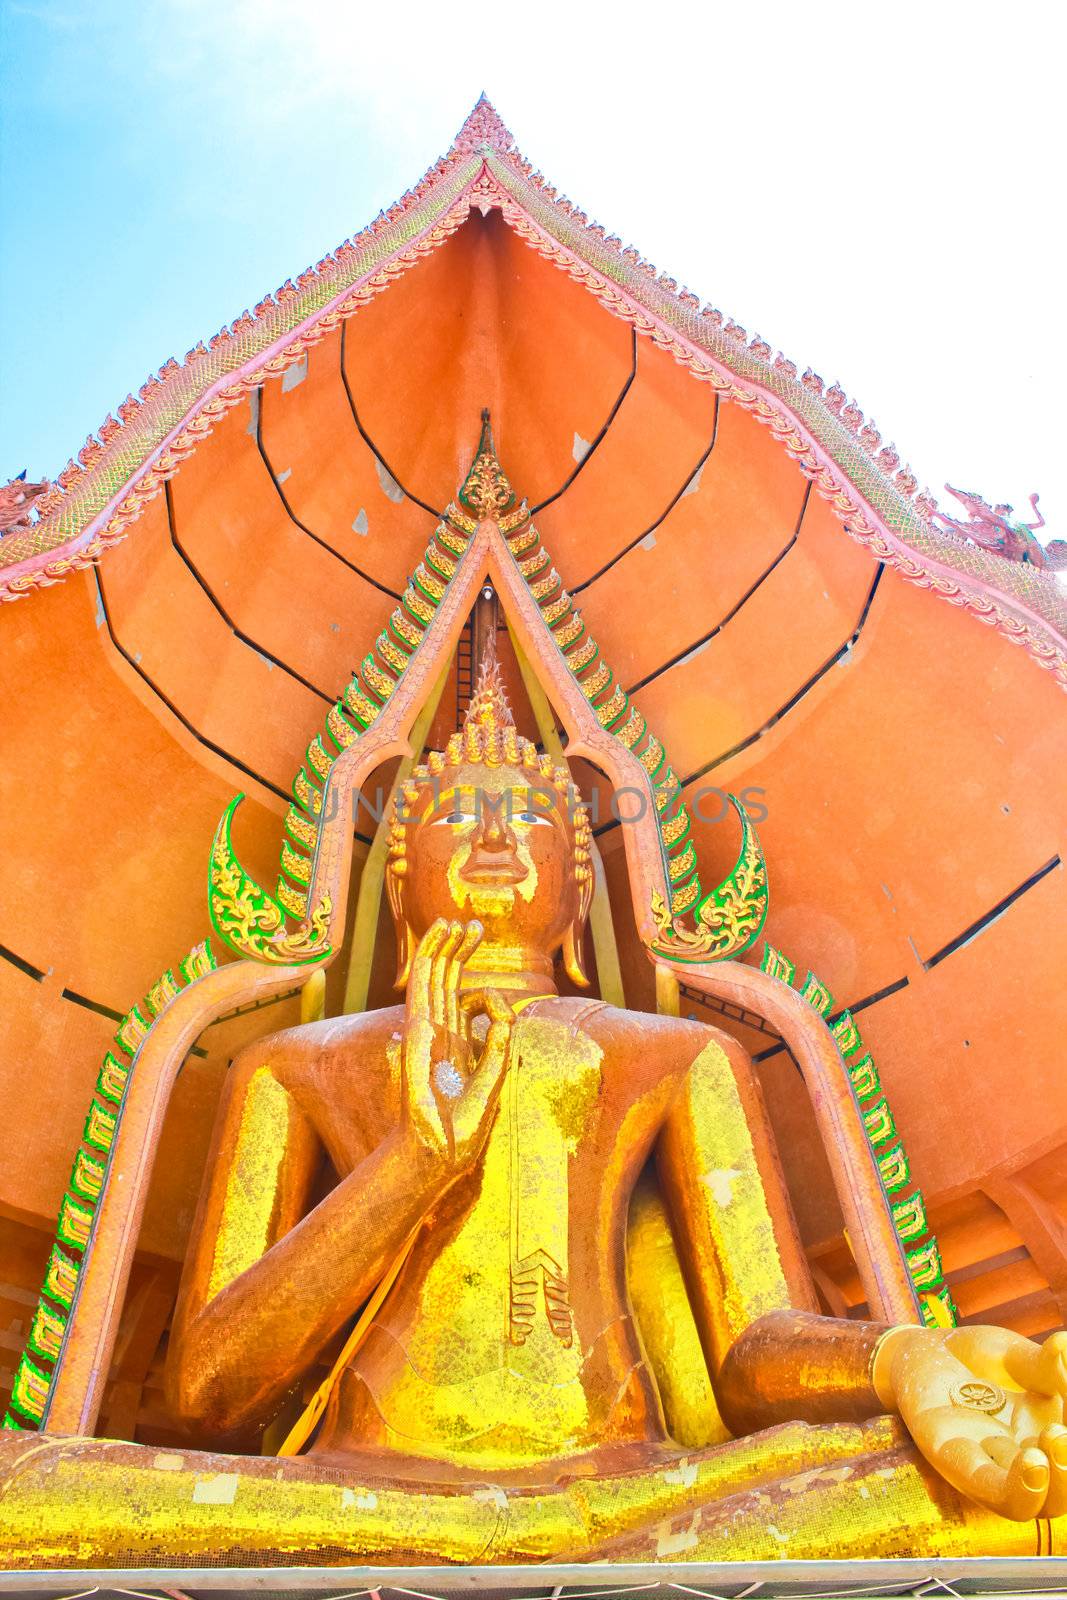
[457,410,517,520]
[209,795,331,965]
[649,794,768,963]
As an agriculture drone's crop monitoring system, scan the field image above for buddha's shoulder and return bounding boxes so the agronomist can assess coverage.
[526,998,738,1064]
[249,1004,407,1088]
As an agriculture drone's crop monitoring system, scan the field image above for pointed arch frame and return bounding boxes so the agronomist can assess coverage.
[41,499,917,1438]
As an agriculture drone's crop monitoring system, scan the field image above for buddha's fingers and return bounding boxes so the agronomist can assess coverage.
[446,921,482,1039]
[430,921,464,1029]
[408,918,449,1025]
[404,919,450,1147]
[1005,1445,1051,1520]
[937,1435,1049,1521]
[948,1325,1067,1403]
[454,992,515,1153]
[1006,1330,1067,1403]
[1040,1424,1067,1519]
[983,1433,1021,1470]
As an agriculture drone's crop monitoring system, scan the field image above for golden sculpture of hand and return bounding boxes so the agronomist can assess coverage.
[875,1322,1067,1519]
[400,917,515,1174]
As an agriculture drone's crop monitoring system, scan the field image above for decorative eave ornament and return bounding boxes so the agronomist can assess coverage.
[458,409,524,520]
[649,795,768,963]
[209,795,332,964]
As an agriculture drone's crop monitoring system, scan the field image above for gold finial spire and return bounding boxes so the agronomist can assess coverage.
[458,410,516,520]
[464,631,514,733]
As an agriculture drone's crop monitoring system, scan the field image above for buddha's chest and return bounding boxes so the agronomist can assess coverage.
[483,1014,605,1348]
[386,1015,616,1364]
[329,1015,665,1462]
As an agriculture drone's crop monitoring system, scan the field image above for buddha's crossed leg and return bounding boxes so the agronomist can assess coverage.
[0,1419,1058,1568]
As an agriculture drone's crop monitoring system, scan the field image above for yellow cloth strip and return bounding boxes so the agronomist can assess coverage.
[276,1224,421,1457]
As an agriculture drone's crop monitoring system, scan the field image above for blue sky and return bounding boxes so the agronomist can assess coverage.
[2,0,1063,537]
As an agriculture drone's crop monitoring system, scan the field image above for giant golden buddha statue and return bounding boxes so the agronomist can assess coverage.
[3,101,1066,1582]
[3,624,1066,1567]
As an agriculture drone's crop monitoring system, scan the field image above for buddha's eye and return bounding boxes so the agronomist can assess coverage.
[514,809,551,826]
[431,809,477,826]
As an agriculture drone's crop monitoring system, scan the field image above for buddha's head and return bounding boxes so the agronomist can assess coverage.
[386,640,593,993]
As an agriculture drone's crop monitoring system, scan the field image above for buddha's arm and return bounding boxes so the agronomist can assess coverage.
[167,1044,440,1441]
[168,918,513,1442]
[655,1029,890,1429]
[657,1031,1067,1517]
[722,1315,1067,1520]
[715,1309,890,1430]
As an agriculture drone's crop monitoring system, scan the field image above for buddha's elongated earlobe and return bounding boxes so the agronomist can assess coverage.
[563,920,590,987]
[394,926,414,989]
[385,852,414,988]
[560,798,594,987]
[563,842,594,986]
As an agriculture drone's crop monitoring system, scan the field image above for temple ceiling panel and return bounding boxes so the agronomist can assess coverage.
[165,399,395,700]
[339,210,637,507]
[256,329,438,596]
[574,401,808,686]
[702,568,1063,966]
[618,492,878,779]
[535,332,717,578]
[101,491,326,792]
[854,867,1066,1188]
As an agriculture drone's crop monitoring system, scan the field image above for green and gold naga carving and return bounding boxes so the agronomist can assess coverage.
[6,941,217,1431]
[209,795,332,965]
[759,942,956,1332]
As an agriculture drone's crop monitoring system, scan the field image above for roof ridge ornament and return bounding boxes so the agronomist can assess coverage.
[932,485,1065,571]
[0,473,50,536]
[452,93,515,156]
[457,409,519,520]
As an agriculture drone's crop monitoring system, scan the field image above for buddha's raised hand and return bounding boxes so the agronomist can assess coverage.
[400,917,515,1175]
[874,1322,1067,1519]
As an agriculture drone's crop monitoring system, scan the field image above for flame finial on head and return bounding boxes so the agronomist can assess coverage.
[464,632,514,733]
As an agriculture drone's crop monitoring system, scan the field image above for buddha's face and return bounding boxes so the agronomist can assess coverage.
[400,760,580,963]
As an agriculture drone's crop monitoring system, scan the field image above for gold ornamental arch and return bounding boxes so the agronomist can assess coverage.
[29,426,920,1442]
[208,417,768,975]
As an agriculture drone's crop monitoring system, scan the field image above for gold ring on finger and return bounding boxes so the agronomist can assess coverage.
[434,1059,464,1099]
